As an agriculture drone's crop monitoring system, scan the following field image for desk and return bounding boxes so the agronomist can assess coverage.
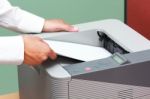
[0,92,19,99]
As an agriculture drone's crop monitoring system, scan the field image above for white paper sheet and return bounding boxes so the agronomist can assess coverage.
[44,40,112,61]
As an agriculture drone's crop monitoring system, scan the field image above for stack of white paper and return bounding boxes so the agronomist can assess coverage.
[44,40,112,61]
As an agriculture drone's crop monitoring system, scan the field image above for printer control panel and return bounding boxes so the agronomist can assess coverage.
[64,49,150,76]
[64,53,129,76]
[112,53,130,65]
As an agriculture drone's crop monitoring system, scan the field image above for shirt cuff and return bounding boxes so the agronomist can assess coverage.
[0,36,24,65]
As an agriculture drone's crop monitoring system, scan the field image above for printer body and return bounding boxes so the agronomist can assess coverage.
[18,19,150,99]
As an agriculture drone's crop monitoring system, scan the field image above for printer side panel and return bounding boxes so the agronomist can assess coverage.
[18,65,42,99]
[69,79,150,99]
[64,50,150,99]
[40,69,71,99]
[18,64,71,99]
[68,61,150,99]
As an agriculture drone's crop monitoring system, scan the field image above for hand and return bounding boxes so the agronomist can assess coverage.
[23,35,57,66]
[42,19,78,32]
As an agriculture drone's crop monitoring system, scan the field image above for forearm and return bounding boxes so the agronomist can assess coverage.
[0,0,45,33]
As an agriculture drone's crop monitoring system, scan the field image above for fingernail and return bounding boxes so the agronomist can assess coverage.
[53,54,57,60]
[72,27,79,32]
[50,51,57,60]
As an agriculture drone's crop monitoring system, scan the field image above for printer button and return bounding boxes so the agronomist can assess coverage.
[85,67,92,72]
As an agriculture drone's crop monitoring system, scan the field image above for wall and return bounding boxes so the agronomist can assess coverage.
[0,0,125,95]
[127,0,150,39]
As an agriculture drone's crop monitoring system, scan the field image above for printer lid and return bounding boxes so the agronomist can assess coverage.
[37,19,150,53]
[74,19,150,53]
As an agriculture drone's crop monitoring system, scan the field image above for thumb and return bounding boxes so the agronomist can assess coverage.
[48,49,57,60]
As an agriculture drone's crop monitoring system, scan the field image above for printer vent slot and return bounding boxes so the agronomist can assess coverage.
[97,31,129,54]
[118,89,133,99]
[42,74,70,99]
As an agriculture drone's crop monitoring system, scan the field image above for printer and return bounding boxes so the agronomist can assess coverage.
[18,19,150,99]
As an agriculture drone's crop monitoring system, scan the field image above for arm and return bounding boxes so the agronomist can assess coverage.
[0,0,44,65]
[0,0,78,65]
[0,0,78,33]
[0,0,44,33]
[0,35,57,65]
[0,36,24,65]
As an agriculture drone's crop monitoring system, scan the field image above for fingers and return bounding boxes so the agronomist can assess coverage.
[59,20,78,32]
[42,19,79,32]
[48,49,57,60]
[41,40,57,60]
[61,24,79,32]
[25,48,57,66]
[23,36,58,66]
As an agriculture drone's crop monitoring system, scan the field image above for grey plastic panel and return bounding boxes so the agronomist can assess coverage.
[64,57,119,76]
[124,49,150,64]
[18,65,42,99]
[42,29,101,47]
[69,79,150,99]
[64,50,150,76]
[64,50,150,87]
[40,73,70,99]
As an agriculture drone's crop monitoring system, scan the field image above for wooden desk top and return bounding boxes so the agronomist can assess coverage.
[0,92,19,99]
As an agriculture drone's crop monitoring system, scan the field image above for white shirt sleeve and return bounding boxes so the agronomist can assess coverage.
[0,0,45,33]
[0,0,45,65]
[0,36,24,65]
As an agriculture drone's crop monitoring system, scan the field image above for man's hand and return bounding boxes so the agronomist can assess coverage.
[42,19,78,32]
[23,35,57,66]
[23,19,78,66]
